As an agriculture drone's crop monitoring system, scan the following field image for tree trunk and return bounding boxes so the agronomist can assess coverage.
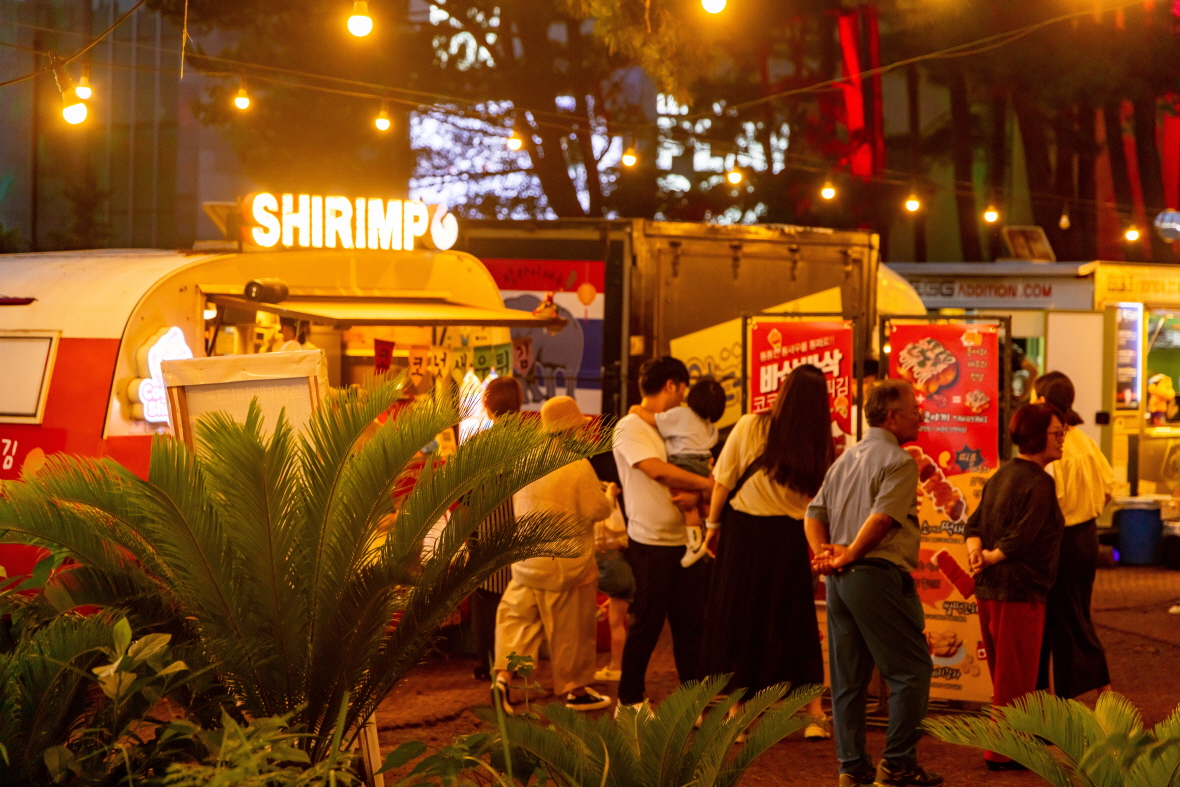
[949,72,983,261]
[1013,95,1058,240]
[906,64,926,262]
[1133,96,1173,262]
[1077,103,1099,260]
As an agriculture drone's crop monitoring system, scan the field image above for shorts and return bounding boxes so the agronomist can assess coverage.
[669,453,712,477]
[596,550,635,603]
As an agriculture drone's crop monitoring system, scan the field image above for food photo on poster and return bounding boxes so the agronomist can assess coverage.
[744,316,854,451]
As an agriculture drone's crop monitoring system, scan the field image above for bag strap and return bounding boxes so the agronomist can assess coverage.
[728,456,763,499]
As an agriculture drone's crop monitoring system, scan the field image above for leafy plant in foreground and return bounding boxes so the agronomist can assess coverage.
[0,376,611,763]
[925,691,1180,787]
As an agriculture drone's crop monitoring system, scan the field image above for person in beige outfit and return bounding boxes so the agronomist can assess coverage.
[493,396,613,712]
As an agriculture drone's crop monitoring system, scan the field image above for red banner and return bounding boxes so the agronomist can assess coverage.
[889,323,1000,478]
[746,318,853,451]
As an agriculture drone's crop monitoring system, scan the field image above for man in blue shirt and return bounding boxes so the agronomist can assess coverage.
[806,379,942,787]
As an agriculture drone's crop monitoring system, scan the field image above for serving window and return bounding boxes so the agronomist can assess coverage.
[0,331,60,424]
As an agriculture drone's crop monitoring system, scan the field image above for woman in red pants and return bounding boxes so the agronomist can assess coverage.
[965,403,1066,771]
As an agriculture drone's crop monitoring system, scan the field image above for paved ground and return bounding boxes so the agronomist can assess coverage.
[374,567,1180,786]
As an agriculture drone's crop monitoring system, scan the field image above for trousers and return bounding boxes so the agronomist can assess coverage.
[979,598,1046,763]
[617,541,710,705]
[826,561,932,773]
[494,579,597,696]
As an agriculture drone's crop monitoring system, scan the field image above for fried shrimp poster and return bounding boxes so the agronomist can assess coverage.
[889,322,1001,704]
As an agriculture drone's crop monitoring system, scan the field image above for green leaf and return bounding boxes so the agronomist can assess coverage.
[378,741,428,774]
[156,659,189,677]
[42,745,78,782]
[111,616,132,658]
[127,632,171,662]
[97,671,136,699]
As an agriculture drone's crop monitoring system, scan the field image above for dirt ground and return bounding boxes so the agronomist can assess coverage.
[374,567,1180,786]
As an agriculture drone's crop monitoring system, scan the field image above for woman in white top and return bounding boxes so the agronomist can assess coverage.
[699,364,834,738]
[1035,372,1113,698]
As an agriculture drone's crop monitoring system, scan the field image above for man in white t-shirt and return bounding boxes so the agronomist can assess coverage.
[613,356,715,707]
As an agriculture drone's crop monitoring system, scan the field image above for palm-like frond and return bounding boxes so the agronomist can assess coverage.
[0,373,612,762]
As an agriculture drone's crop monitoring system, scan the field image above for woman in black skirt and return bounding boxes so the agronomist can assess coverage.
[701,364,834,739]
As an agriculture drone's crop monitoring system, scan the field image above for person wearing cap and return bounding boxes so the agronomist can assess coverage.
[1033,371,1113,700]
[492,396,614,713]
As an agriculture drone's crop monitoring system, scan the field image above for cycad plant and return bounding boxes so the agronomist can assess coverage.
[925,691,1180,787]
[0,376,610,762]
[472,675,823,787]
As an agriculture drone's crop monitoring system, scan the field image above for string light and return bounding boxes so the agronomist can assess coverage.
[726,168,743,185]
[820,181,836,200]
[50,54,87,125]
[74,68,92,100]
[983,204,999,223]
[1125,226,1141,242]
[507,132,523,151]
[702,0,726,12]
[233,78,250,110]
[375,101,391,131]
[905,194,921,212]
[348,0,373,37]
[1059,203,1071,230]
[621,145,638,167]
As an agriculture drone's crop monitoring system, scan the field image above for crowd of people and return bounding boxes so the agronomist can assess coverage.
[478,355,1114,787]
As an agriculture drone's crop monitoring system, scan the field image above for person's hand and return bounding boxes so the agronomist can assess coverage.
[811,544,849,575]
[981,548,1004,568]
[967,548,983,576]
[705,527,720,558]
[605,482,620,500]
[670,490,698,510]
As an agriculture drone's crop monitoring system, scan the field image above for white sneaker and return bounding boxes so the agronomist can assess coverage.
[595,667,622,682]
[681,526,709,568]
[614,700,647,719]
[804,718,832,740]
[565,686,612,712]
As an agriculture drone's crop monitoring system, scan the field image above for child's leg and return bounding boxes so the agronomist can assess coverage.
[683,506,702,531]
[607,598,629,671]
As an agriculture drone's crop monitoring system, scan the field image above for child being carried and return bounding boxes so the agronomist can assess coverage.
[629,377,726,567]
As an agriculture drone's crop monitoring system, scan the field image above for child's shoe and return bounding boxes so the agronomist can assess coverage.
[681,526,709,567]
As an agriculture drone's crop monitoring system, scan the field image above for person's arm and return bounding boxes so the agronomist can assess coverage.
[804,517,830,556]
[825,514,896,571]
[575,463,614,523]
[635,458,713,492]
[627,404,657,429]
[966,537,984,575]
[707,481,729,527]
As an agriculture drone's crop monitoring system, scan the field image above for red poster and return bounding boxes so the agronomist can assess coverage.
[889,323,1000,478]
[374,339,395,374]
[746,318,854,451]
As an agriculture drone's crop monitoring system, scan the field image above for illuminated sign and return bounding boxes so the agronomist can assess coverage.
[127,327,193,423]
[242,193,458,252]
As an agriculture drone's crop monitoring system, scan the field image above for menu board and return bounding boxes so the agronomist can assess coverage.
[888,322,1002,704]
[745,318,854,451]
[1115,302,1143,410]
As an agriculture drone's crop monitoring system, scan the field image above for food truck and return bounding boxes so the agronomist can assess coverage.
[0,202,565,482]
[887,260,1180,499]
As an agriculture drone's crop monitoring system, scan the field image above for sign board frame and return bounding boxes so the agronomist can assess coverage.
[0,330,60,425]
[161,351,329,448]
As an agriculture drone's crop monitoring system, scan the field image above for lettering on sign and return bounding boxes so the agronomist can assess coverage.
[242,193,458,251]
[127,327,193,423]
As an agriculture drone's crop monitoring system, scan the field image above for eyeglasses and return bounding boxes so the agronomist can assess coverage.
[1048,426,1070,442]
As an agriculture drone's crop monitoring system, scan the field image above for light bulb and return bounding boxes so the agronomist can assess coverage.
[507,134,523,151]
[62,101,87,124]
[905,195,921,212]
[983,205,999,223]
[1059,212,1071,230]
[821,182,836,200]
[726,169,743,185]
[1125,227,1141,242]
[702,0,726,12]
[348,1,373,36]
[375,107,391,131]
[234,85,250,110]
[74,75,92,100]
[621,147,638,167]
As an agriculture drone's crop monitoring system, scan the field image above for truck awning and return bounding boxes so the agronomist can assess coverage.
[205,294,566,329]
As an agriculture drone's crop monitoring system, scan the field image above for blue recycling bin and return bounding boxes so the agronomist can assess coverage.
[1115,500,1163,565]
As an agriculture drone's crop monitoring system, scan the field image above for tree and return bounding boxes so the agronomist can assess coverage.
[0,376,610,761]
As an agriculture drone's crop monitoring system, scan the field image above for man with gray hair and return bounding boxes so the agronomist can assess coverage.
[805,379,941,787]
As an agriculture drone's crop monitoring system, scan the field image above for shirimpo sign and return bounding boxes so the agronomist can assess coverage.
[241,193,458,251]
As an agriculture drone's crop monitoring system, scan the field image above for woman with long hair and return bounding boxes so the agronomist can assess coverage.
[700,364,834,738]
[1033,371,1113,699]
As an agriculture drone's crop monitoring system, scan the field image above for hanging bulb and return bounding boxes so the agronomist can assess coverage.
[621,146,638,167]
[726,168,743,185]
[1058,204,1071,230]
[821,181,836,200]
[507,132,524,151]
[983,204,999,223]
[233,78,251,110]
[348,0,373,36]
[74,70,92,100]
[50,54,87,125]
[1125,226,1141,242]
[375,102,391,131]
[905,194,921,212]
[702,0,726,12]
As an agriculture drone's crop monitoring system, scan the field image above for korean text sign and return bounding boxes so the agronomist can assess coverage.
[746,318,853,447]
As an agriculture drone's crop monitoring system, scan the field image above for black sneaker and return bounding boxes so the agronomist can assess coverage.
[565,687,611,711]
[837,768,877,787]
[986,759,1028,771]
[492,678,515,715]
[876,762,944,786]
